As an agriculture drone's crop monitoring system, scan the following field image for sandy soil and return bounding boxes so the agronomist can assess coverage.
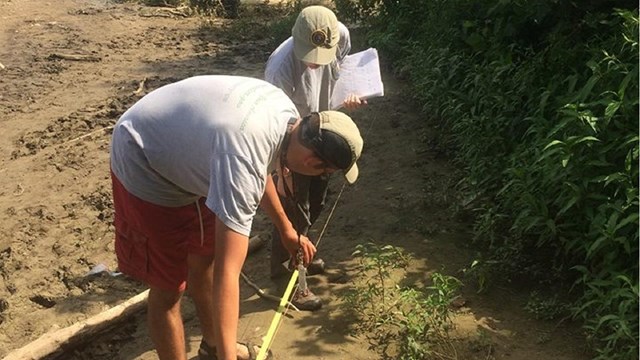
[0,0,590,359]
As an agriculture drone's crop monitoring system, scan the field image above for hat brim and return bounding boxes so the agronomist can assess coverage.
[294,42,336,66]
[344,163,359,184]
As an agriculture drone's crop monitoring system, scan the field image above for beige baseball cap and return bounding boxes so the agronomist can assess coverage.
[292,6,340,66]
[300,111,363,184]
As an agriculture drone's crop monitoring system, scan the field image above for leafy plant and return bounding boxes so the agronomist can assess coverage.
[524,291,569,320]
[343,1,638,358]
[345,242,410,321]
[342,242,462,359]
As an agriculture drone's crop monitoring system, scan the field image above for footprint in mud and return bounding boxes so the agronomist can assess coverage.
[82,186,114,223]
[0,298,8,324]
[29,294,56,309]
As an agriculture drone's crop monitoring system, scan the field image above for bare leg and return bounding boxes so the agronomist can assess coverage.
[188,253,216,348]
[188,253,253,359]
[147,287,186,360]
[270,174,312,278]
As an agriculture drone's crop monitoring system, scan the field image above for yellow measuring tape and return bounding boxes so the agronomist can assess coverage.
[255,269,299,360]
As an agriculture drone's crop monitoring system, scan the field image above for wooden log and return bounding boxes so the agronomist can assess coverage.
[3,290,149,360]
[240,272,299,312]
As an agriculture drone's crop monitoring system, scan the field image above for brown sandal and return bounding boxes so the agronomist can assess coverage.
[198,340,273,360]
[238,342,273,360]
[198,340,217,360]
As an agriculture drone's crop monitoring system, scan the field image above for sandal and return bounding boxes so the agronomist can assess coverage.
[238,341,273,360]
[198,340,218,360]
[198,340,273,360]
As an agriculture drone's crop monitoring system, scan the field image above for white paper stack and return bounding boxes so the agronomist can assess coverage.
[331,48,385,110]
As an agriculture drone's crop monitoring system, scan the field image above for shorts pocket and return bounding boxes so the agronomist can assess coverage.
[114,216,148,279]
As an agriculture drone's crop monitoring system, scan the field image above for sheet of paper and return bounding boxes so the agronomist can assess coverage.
[331,48,384,110]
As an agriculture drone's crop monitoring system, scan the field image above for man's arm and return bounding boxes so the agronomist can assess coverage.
[264,39,296,97]
[261,175,317,265]
[212,219,247,360]
[336,22,352,61]
[265,65,295,98]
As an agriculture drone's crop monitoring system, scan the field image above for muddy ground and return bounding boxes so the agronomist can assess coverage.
[0,0,590,359]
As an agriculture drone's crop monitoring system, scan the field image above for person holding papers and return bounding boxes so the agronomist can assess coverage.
[264,5,366,311]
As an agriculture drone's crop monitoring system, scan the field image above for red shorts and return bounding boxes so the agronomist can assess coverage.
[111,172,215,292]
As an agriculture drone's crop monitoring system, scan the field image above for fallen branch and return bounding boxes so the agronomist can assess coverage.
[59,125,114,147]
[139,6,191,18]
[3,290,149,360]
[165,7,191,17]
[48,53,101,62]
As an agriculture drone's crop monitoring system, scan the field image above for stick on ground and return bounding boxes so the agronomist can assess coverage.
[240,272,299,312]
[48,53,101,62]
[3,290,149,360]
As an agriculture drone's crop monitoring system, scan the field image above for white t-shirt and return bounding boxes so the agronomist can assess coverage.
[264,22,351,115]
[110,75,299,236]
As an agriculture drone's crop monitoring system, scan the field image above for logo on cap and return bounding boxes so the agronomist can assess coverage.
[310,29,330,48]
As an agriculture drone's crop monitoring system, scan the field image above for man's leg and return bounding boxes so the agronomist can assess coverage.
[270,220,292,278]
[305,174,329,275]
[188,253,216,351]
[269,173,323,311]
[270,173,313,278]
[189,247,264,359]
[147,287,187,360]
[308,174,329,225]
[111,173,203,359]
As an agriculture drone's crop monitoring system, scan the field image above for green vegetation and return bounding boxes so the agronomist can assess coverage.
[334,1,638,359]
[524,291,569,321]
[343,243,462,360]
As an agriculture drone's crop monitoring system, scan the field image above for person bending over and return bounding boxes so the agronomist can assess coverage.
[109,75,363,360]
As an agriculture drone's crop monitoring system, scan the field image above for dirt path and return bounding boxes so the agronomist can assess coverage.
[0,1,588,359]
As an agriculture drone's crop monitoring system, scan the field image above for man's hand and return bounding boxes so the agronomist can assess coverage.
[260,174,316,267]
[342,93,367,110]
[280,228,316,267]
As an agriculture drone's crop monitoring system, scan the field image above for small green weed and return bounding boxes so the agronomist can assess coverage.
[342,242,462,359]
[524,291,569,321]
